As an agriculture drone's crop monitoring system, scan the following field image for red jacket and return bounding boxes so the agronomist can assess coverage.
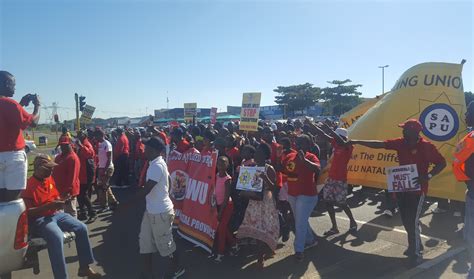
[114,134,130,160]
[78,138,95,184]
[53,151,81,197]
[134,139,145,160]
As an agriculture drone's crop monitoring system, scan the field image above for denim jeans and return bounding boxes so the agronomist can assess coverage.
[287,194,318,253]
[32,212,95,279]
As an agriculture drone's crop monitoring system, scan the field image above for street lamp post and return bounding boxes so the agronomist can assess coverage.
[378,65,389,94]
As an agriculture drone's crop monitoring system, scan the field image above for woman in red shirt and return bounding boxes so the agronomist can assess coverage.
[281,134,320,261]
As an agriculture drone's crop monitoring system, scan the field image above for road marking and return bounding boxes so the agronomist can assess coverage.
[335,215,446,243]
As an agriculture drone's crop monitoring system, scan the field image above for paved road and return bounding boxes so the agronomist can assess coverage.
[12,186,465,279]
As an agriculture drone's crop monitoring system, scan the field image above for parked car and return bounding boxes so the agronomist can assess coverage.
[0,199,75,279]
[24,141,36,153]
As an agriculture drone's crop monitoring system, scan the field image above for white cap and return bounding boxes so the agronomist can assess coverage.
[335,128,348,138]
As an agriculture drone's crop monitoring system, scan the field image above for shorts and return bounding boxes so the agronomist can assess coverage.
[0,150,27,190]
[322,178,348,204]
[139,211,176,256]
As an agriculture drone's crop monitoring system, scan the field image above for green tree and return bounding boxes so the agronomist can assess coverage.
[465,91,474,106]
[321,79,362,116]
[274,83,321,117]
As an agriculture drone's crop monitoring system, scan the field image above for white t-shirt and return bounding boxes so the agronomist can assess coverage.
[98,140,114,168]
[145,156,174,214]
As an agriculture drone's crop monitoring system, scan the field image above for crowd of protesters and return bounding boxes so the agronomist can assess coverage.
[2,68,474,279]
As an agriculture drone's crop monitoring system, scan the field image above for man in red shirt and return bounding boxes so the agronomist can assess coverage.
[133,131,145,183]
[310,123,357,235]
[280,134,320,261]
[76,131,97,222]
[113,128,130,186]
[53,137,81,217]
[171,127,191,153]
[0,70,41,202]
[351,119,446,266]
[22,155,101,279]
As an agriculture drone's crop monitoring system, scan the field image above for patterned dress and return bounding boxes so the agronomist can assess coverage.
[237,189,280,251]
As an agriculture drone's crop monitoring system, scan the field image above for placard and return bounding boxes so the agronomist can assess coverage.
[236,166,265,192]
[184,103,197,122]
[386,164,420,192]
[240,93,261,131]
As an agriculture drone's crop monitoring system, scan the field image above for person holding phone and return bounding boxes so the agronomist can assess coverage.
[0,70,41,202]
[22,155,101,279]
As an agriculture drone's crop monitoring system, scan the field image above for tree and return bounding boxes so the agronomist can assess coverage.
[321,79,362,116]
[274,83,321,117]
[465,91,474,106]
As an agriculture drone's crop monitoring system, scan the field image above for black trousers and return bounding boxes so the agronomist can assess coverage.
[78,159,96,216]
[396,192,425,257]
[114,154,129,186]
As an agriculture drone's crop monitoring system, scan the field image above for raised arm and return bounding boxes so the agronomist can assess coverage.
[350,140,386,149]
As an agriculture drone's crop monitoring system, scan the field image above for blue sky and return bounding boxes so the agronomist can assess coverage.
[0,0,472,121]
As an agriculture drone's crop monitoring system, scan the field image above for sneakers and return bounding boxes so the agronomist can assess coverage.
[97,207,110,213]
[214,254,224,263]
[172,267,185,279]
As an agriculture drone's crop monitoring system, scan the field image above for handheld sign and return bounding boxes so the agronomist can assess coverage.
[240,93,261,131]
[184,103,197,123]
[236,166,265,192]
[386,164,420,192]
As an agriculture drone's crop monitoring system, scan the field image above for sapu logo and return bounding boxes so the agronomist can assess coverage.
[419,103,459,141]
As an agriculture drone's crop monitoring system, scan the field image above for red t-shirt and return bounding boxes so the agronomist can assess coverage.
[226,147,241,169]
[0,98,34,152]
[78,138,95,184]
[176,139,191,153]
[270,142,283,187]
[53,151,81,196]
[328,139,353,181]
[114,134,130,160]
[384,137,446,194]
[134,139,145,160]
[157,131,170,145]
[282,150,320,196]
[22,176,60,218]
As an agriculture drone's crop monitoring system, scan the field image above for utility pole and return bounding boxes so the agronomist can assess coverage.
[75,93,80,131]
[378,65,389,94]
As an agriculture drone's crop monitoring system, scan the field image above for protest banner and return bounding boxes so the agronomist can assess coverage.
[80,105,95,124]
[240,93,261,131]
[184,103,197,123]
[210,107,217,124]
[236,166,265,192]
[386,164,420,192]
[168,149,218,252]
[339,94,387,129]
[340,62,467,201]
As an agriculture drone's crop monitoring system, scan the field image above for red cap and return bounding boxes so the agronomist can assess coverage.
[398,119,423,132]
[58,136,71,145]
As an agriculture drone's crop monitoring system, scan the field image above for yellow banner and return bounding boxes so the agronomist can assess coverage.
[326,62,467,201]
[339,94,387,129]
[240,93,261,131]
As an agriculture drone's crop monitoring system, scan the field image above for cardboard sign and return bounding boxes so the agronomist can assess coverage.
[386,164,420,192]
[184,103,197,122]
[210,107,217,124]
[236,166,265,192]
[80,105,95,124]
[240,93,261,131]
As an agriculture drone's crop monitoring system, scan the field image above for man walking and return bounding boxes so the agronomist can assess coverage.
[53,137,81,217]
[0,70,41,202]
[114,128,130,186]
[76,131,97,222]
[95,129,119,212]
[351,119,446,266]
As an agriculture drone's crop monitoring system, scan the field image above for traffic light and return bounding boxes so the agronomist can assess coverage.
[79,96,86,111]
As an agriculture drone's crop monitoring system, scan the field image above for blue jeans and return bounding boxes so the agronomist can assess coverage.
[32,212,95,279]
[287,194,318,253]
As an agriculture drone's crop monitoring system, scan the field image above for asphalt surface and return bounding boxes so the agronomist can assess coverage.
[12,186,466,279]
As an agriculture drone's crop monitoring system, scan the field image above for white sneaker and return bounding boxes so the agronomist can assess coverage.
[214,254,224,263]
